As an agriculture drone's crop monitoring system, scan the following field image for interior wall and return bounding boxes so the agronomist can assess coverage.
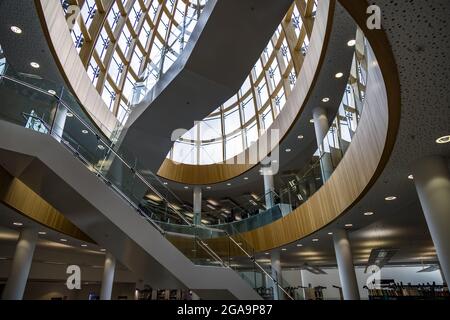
[282,266,444,300]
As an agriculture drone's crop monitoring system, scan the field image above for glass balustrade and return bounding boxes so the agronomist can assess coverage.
[0,62,292,299]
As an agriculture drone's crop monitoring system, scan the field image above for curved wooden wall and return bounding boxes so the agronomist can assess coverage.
[222,0,402,252]
[157,0,335,185]
[0,165,93,243]
[35,0,119,137]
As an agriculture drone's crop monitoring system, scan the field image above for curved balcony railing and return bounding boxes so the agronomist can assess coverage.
[0,60,293,299]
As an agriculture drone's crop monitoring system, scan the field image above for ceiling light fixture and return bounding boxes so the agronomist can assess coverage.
[436,135,450,144]
[10,26,23,34]
[47,89,57,95]
[13,222,23,226]
[328,232,333,235]
[81,244,88,247]
[347,39,356,47]
[364,211,374,216]
[408,174,414,180]
[297,135,304,140]
[81,129,88,134]
[312,238,319,242]
[184,186,189,189]
[322,97,330,103]
[296,244,303,247]
[227,183,231,186]
[206,186,211,190]
[282,248,287,251]
[244,177,249,180]
[335,72,344,79]
[100,249,106,252]
[38,231,47,235]
[66,112,73,118]
[385,196,397,201]
[345,224,353,228]
[285,148,292,153]
[163,182,168,185]
[30,62,40,69]
[265,252,269,255]
[97,145,105,150]
[60,239,68,242]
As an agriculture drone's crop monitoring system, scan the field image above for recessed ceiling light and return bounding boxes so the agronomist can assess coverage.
[328,232,333,235]
[312,238,319,242]
[347,39,356,47]
[436,135,450,144]
[13,222,23,226]
[322,97,330,103]
[265,252,269,255]
[345,224,353,228]
[100,249,106,252]
[60,238,68,242]
[285,148,292,153]
[66,112,73,118]
[297,135,304,140]
[385,196,397,201]
[227,183,231,186]
[206,186,211,189]
[309,119,315,123]
[184,186,189,189]
[10,26,22,34]
[272,159,278,163]
[244,177,249,180]
[296,244,303,247]
[335,72,344,79]
[408,174,414,180]
[163,182,168,185]
[364,211,374,216]
[30,62,40,69]
[48,89,57,95]
[81,244,88,247]
[38,231,47,235]
[282,248,287,251]
[97,144,105,150]
[81,129,89,134]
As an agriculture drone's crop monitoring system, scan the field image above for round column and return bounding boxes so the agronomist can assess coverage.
[263,171,275,208]
[193,186,202,225]
[51,104,68,142]
[270,251,283,300]
[413,156,450,284]
[2,229,37,300]
[100,252,116,300]
[333,229,360,300]
[312,106,333,181]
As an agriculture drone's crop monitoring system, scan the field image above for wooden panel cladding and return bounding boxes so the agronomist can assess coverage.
[157,0,335,185]
[35,0,118,137]
[228,1,402,252]
[0,165,93,243]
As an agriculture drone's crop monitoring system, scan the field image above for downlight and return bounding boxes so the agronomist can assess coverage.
[436,135,450,144]
[347,39,356,47]
[10,26,22,34]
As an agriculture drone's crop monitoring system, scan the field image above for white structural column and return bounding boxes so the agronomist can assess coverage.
[100,252,116,300]
[312,106,333,181]
[263,168,275,208]
[193,186,202,225]
[413,156,450,284]
[2,229,38,300]
[51,103,68,143]
[333,229,360,300]
[270,251,283,300]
